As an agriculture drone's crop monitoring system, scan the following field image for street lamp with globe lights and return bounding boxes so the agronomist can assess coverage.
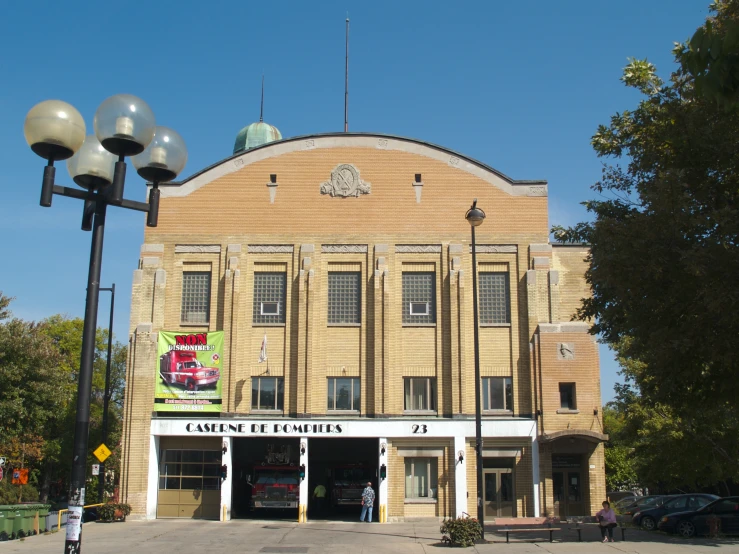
[465,199,486,540]
[24,94,187,554]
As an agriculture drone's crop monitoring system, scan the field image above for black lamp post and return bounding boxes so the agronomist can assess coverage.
[24,95,187,554]
[98,284,115,504]
[465,198,486,540]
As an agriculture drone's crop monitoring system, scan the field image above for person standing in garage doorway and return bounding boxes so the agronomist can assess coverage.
[360,481,375,523]
[313,482,327,516]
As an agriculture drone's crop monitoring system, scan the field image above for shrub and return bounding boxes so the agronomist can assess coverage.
[441,515,482,547]
[98,503,132,522]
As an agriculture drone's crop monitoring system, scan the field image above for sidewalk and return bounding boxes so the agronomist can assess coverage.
[1,518,738,553]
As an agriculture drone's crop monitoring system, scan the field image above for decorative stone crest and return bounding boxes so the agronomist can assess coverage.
[557,343,575,360]
[320,164,371,197]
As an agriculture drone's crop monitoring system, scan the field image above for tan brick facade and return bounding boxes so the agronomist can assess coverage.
[120,133,605,522]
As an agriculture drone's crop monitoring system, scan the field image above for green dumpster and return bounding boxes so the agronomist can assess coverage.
[9,508,23,540]
[37,504,51,533]
[18,504,47,536]
[0,505,15,541]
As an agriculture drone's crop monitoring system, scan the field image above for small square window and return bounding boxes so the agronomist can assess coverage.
[559,383,576,410]
[260,301,280,316]
[409,302,429,315]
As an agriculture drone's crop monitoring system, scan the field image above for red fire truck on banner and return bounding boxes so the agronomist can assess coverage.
[159,350,219,391]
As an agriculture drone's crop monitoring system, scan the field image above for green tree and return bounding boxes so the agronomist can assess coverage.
[677,0,739,109]
[602,404,638,491]
[554,1,739,484]
[0,294,128,503]
[0,295,66,502]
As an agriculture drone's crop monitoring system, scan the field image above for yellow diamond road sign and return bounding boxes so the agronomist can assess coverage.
[93,444,112,463]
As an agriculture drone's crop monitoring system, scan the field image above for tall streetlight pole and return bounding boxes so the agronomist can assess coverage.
[465,199,486,540]
[24,95,188,554]
[98,284,115,504]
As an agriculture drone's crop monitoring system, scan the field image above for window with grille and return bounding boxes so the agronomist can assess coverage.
[158,450,222,491]
[403,378,437,411]
[402,272,435,324]
[327,378,360,411]
[482,377,513,411]
[253,272,286,324]
[479,272,510,324]
[252,377,284,410]
[559,383,576,409]
[181,272,211,324]
[404,458,438,499]
[327,272,361,324]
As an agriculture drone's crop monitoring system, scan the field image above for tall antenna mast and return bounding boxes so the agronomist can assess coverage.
[344,16,349,132]
[260,74,265,122]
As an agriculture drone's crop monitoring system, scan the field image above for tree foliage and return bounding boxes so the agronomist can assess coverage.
[0,293,127,503]
[554,1,739,488]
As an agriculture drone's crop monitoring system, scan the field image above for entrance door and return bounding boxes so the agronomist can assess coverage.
[483,469,515,517]
[552,470,583,518]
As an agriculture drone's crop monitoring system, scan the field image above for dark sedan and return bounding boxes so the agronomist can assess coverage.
[619,495,671,517]
[658,497,739,537]
[634,494,718,530]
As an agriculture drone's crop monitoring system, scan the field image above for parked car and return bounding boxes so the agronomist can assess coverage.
[608,491,639,503]
[619,495,671,517]
[633,494,719,530]
[658,496,739,537]
[613,496,640,511]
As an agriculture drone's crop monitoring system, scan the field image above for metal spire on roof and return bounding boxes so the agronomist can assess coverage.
[344,16,349,132]
[260,74,264,122]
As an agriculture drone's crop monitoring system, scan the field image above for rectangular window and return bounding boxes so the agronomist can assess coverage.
[327,378,360,411]
[328,272,361,324]
[559,383,576,410]
[479,272,510,324]
[253,272,286,324]
[402,272,435,324]
[181,272,211,324]
[158,449,222,491]
[482,377,513,411]
[252,377,284,410]
[404,458,438,499]
[404,378,437,411]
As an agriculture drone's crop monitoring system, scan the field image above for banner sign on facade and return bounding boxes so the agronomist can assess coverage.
[155,331,224,412]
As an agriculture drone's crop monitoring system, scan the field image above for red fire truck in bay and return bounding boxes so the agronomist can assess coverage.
[330,464,374,507]
[248,465,300,509]
[159,350,220,391]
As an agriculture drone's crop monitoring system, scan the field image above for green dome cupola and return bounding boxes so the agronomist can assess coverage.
[233,77,282,154]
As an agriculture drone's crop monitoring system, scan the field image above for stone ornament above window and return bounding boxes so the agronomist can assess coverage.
[320,164,371,197]
[558,343,575,360]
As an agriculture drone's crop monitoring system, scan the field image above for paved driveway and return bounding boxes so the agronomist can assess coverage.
[2,519,738,553]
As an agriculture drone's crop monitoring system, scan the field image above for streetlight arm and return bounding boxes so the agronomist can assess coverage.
[51,185,152,213]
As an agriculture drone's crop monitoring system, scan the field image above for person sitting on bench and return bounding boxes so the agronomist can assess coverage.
[596,501,618,542]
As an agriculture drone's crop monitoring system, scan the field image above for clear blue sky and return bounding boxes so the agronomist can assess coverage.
[0,0,708,403]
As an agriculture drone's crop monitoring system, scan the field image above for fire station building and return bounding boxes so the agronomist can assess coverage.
[120,123,607,522]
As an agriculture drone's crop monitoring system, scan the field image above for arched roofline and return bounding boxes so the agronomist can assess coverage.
[158,132,548,198]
